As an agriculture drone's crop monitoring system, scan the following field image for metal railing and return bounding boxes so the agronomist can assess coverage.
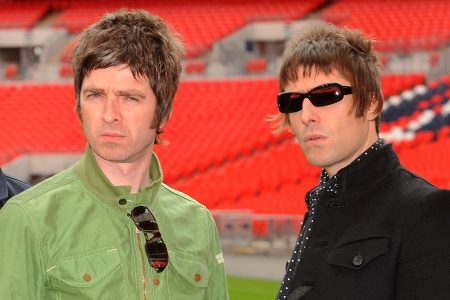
[212,209,304,255]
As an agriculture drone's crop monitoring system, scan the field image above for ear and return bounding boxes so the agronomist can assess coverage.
[366,95,379,122]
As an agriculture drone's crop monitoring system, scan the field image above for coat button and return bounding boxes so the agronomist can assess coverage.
[118,198,127,205]
[83,273,92,282]
[194,273,202,282]
[352,255,364,266]
[153,277,160,286]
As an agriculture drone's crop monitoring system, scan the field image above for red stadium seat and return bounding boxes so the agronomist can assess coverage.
[246,58,268,74]
[5,64,18,80]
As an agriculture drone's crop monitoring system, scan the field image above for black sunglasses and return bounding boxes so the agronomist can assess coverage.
[128,206,169,273]
[277,83,352,113]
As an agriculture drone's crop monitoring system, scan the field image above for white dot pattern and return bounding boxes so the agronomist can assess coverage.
[276,139,385,299]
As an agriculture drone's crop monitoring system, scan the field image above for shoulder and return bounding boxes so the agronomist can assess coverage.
[158,183,213,219]
[386,166,439,201]
[402,188,450,238]
[419,188,450,214]
[7,167,80,207]
[400,189,450,262]
[160,183,207,208]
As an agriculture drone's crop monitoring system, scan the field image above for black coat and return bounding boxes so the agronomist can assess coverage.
[288,144,450,300]
[0,169,30,208]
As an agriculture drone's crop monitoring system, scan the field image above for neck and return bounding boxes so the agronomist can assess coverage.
[92,152,152,193]
[325,131,379,178]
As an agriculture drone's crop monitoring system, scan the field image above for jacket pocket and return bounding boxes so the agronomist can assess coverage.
[46,248,129,300]
[327,236,390,270]
[153,250,209,299]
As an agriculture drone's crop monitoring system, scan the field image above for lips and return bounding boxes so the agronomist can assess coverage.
[101,132,126,139]
[102,133,124,137]
[304,134,326,142]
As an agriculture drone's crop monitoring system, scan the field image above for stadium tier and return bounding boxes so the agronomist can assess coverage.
[53,0,326,57]
[0,3,50,29]
[2,0,449,59]
[1,74,449,214]
[322,0,450,52]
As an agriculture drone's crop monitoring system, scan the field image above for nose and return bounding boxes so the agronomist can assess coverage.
[300,98,319,125]
[102,97,121,123]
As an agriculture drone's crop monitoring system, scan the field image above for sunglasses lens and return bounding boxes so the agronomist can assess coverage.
[145,238,169,273]
[277,83,351,113]
[278,93,303,113]
[130,206,158,232]
[138,220,158,231]
[310,85,343,107]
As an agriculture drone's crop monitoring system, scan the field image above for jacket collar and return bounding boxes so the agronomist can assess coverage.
[0,169,7,202]
[73,146,163,212]
[335,143,400,193]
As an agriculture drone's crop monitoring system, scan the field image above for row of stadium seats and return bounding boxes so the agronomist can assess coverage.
[381,73,425,98]
[380,75,450,142]
[0,3,50,29]
[168,139,320,210]
[322,0,450,51]
[0,84,83,164]
[397,134,450,188]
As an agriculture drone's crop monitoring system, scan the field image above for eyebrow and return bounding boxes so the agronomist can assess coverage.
[81,87,146,99]
[82,87,104,95]
[116,90,146,99]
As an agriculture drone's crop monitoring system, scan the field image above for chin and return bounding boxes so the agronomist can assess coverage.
[92,147,128,162]
[304,153,332,169]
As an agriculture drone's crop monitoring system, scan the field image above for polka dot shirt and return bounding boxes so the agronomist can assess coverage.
[276,139,385,300]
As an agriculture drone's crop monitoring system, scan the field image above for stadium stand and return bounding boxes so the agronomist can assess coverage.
[0,2,50,29]
[1,0,450,248]
[1,74,447,209]
[52,0,326,57]
[322,0,450,52]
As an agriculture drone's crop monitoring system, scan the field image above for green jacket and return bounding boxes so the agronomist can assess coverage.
[0,148,229,300]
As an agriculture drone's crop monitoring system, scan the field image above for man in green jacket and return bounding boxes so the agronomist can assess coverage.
[0,9,229,300]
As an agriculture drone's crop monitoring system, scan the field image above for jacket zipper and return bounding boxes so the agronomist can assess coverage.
[135,230,148,300]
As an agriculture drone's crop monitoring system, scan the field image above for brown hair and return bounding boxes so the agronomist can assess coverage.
[72,9,185,143]
[276,20,383,133]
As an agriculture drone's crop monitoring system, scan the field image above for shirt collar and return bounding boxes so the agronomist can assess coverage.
[73,146,163,212]
[318,138,388,193]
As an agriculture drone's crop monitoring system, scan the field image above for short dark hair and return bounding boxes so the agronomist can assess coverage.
[72,9,185,143]
[277,20,383,133]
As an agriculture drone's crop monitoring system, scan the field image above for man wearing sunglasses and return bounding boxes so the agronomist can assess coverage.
[0,10,228,299]
[275,21,450,300]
